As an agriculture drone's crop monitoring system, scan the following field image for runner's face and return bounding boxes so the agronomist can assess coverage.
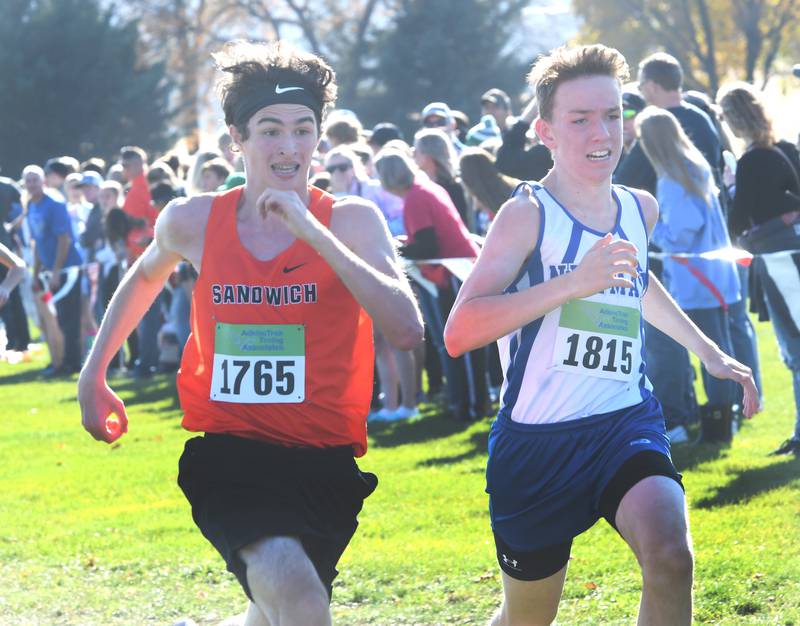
[537,75,622,183]
[239,103,319,191]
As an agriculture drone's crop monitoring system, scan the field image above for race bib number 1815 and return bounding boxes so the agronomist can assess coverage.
[551,300,640,382]
[210,323,305,403]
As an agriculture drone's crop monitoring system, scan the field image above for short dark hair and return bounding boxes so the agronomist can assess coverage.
[161,153,184,177]
[639,53,683,91]
[481,88,511,111]
[150,182,178,206]
[45,157,78,178]
[44,160,71,179]
[325,118,362,145]
[147,162,177,186]
[201,157,233,180]
[120,146,147,163]
[369,123,403,148]
[213,40,337,140]
[528,44,629,121]
[81,158,106,175]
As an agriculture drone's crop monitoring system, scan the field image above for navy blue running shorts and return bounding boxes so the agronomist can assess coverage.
[486,393,682,580]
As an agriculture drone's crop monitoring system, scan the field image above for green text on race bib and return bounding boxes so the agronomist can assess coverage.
[210,323,305,403]
[559,300,640,338]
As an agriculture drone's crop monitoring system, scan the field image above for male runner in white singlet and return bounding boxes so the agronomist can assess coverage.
[445,44,759,626]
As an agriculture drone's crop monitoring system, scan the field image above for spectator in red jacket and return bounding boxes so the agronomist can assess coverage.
[120,146,156,262]
[375,149,488,421]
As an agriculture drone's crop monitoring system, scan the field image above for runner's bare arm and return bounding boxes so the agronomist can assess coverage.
[77,196,206,442]
[444,189,639,356]
[327,197,424,350]
[635,189,760,417]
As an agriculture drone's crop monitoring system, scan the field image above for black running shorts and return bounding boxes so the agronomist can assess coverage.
[177,433,378,600]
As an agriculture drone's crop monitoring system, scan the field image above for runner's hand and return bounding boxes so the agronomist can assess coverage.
[569,233,639,299]
[700,348,761,418]
[256,189,322,242]
[78,374,129,443]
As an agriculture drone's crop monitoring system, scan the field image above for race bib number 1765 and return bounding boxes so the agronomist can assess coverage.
[210,323,305,403]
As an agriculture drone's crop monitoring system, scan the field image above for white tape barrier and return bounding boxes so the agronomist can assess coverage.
[403,257,477,298]
[403,247,800,293]
[649,247,800,265]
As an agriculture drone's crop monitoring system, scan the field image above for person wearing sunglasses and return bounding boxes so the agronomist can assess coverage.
[324,146,404,236]
[621,90,646,157]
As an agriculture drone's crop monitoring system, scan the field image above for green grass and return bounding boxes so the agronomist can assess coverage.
[1,317,799,625]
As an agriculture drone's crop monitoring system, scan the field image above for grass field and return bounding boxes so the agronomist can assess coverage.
[0,317,799,625]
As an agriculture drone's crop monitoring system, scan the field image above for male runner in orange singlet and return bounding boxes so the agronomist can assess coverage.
[78,40,423,626]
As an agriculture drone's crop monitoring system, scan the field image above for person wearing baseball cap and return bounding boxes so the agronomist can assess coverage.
[421,101,453,127]
[421,101,466,153]
[480,88,512,131]
[621,90,646,154]
[79,171,104,188]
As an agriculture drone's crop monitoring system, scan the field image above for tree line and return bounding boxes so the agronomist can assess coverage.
[1,0,797,178]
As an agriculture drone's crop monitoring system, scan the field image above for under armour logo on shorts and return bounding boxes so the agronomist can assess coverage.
[502,554,521,570]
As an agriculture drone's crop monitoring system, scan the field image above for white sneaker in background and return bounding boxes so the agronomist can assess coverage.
[368,407,397,422]
[389,406,420,421]
[667,425,689,444]
[369,406,421,422]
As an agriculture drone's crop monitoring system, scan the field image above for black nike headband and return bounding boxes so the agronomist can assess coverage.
[232,83,324,130]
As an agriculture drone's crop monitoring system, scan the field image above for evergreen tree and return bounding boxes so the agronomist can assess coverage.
[0,0,173,178]
[359,0,531,134]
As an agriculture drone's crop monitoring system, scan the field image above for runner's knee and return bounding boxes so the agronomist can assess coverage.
[640,537,694,583]
[240,537,325,602]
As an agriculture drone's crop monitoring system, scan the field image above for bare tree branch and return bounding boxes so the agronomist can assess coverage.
[619,0,704,87]
[760,0,798,86]
[695,0,719,93]
[284,0,322,54]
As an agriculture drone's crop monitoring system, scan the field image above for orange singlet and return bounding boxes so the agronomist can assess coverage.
[178,186,374,456]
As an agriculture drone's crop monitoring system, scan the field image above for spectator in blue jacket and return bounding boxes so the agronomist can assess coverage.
[23,165,83,376]
[637,107,740,413]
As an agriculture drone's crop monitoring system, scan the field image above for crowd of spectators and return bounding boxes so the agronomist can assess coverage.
[1,59,798,453]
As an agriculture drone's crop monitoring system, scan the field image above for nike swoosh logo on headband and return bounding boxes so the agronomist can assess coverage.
[275,84,304,94]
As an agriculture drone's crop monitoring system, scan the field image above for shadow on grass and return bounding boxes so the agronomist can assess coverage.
[109,375,181,412]
[53,373,181,411]
[416,429,489,468]
[671,440,729,472]
[694,456,800,509]
[0,367,68,386]
[369,409,488,449]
